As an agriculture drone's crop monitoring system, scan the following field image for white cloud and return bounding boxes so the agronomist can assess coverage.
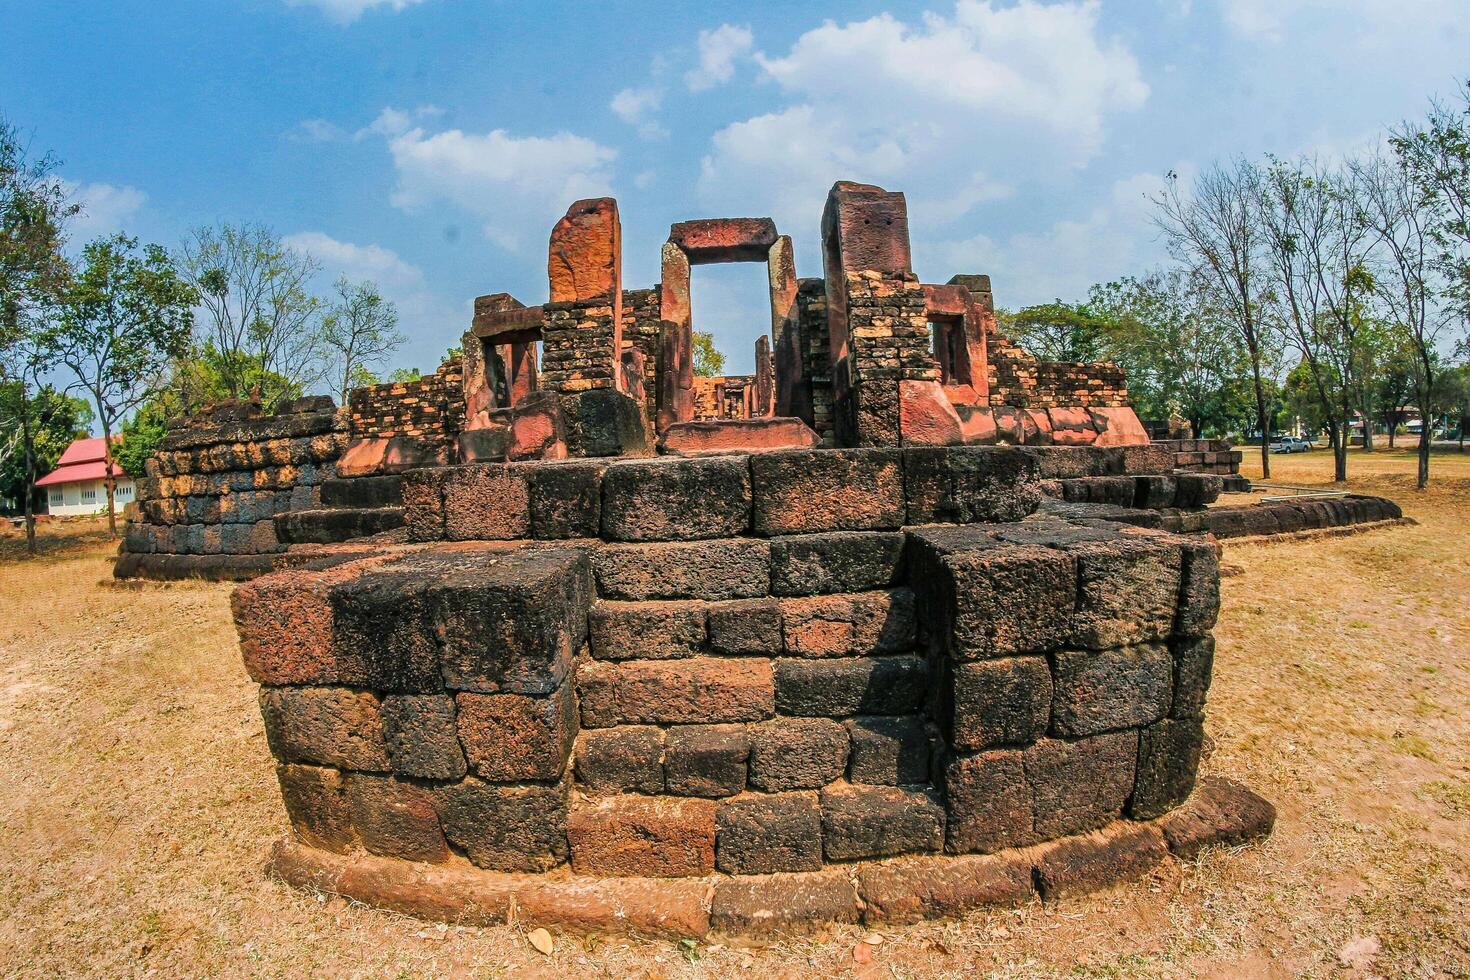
[685,24,754,92]
[610,87,669,141]
[290,118,347,142]
[1218,0,1463,43]
[281,231,423,287]
[283,0,430,25]
[371,115,617,251]
[61,180,147,241]
[697,2,1148,237]
[926,172,1171,307]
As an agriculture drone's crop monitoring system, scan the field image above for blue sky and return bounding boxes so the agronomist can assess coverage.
[3,0,1466,377]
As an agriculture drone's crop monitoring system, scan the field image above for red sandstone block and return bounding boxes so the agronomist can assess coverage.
[456,682,576,782]
[710,868,862,934]
[1047,408,1099,446]
[1090,407,1150,447]
[233,561,366,686]
[577,656,775,727]
[858,851,1033,924]
[276,763,357,853]
[658,418,820,455]
[259,686,390,772]
[1031,822,1169,900]
[549,198,620,303]
[668,217,777,263]
[567,796,716,877]
[897,380,964,446]
[441,464,532,541]
[779,589,916,657]
[1024,409,1054,445]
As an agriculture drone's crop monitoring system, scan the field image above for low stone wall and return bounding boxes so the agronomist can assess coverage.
[232,443,1251,933]
[1156,438,1242,476]
[347,360,465,447]
[118,397,347,579]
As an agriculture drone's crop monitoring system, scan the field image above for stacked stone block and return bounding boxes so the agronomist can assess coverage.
[348,359,465,445]
[796,278,834,445]
[838,270,937,445]
[1157,438,1244,477]
[120,397,346,576]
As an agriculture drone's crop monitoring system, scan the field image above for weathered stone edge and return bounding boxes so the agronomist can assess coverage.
[1218,517,1415,547]
[267,776,1273,937]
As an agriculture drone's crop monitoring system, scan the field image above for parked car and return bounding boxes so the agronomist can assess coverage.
[1269,436,1313,453]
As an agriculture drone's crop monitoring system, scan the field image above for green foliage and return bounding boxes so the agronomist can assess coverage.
[320,277,405,402]
[692,330,725,377]
[0,382,89,507]
[113,399,168,479]
[999,301,1110,362]
[1,117,78,348]
[389,367,421,383]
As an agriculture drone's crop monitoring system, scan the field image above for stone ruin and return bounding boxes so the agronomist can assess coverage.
[130,182,1288,935]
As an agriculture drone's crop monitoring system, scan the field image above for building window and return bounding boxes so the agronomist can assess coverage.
[49,490,63,507]
[116,483,133,501]
[81,486,97,503]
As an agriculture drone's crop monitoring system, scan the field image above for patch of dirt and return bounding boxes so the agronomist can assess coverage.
[0,450,1467,977]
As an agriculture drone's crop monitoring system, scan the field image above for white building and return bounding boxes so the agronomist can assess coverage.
[35,437,135,517]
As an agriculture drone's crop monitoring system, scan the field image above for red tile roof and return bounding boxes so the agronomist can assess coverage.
[35,437,128,487]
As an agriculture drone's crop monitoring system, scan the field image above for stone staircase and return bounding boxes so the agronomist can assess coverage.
[274,474,405,545]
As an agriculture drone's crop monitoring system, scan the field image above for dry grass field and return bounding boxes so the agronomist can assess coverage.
[1,447,1467,978]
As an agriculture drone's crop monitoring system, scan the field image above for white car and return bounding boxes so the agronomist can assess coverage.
[1269,436,1313,453]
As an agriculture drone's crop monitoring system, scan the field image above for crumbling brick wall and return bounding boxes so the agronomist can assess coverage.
[120,396,346,574]
[1157,438,1242,476]
[238,444,1215,901]
[797,278,834,445]
[620,287,661,412]
[347,359,465,445]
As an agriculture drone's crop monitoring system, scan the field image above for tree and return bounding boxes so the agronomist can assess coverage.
[1259,157,1376,481]
[49,235,196,536]
[692,330,725,377]
[998,301,1110,362]
[1,117,79,554]
[1353,149,1454,486]
[1391,82,1470,328]
[1086,270,1256,438]
[319,277,405,404]
[175,223,326,406]
[389,366,421,383]
[1153,159,1278,478]
[0,383,89,507]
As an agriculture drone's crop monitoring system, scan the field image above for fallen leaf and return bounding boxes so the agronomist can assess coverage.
[528,927,553,955]
[853,942,873,964]
[862,932,884,946]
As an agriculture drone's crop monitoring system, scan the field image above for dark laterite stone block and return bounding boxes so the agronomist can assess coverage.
[1050,644,1172,737]
[906,526,1076,659]
[664,724,751,798]
[276,764,357,852]
[380,694,467,781]
[259,686,390,771]
[1130,714,1205,819]
[903,446,1041,525]
[774,656,927,717]
[593,539,771,600]
[588,600,707,660]
[750,448,905,535]
[846,715,932,786]
[943,656,1052,751]
[1176,538,1221,637]
[436,774,570,872]
[1024,733,1137,839]
[711,869,860,933]
[320,474,403,509]
[1032,823,1169,900]
[1170,635,1214,719]
[600,456,751,541]
[344,774,449,863]
[527,460,605,539]
[748,718,850,792]
[941,749,1034,854]
[820,782,945,860]
[707,598,783,654]
[1066,535,1182,650]
[768,531,905,596]
[716,791,824,874]
[1155,775,1276,859]
[575,725,666,795]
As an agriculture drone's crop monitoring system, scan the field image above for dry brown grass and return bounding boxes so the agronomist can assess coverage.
[1,447,1467,978]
